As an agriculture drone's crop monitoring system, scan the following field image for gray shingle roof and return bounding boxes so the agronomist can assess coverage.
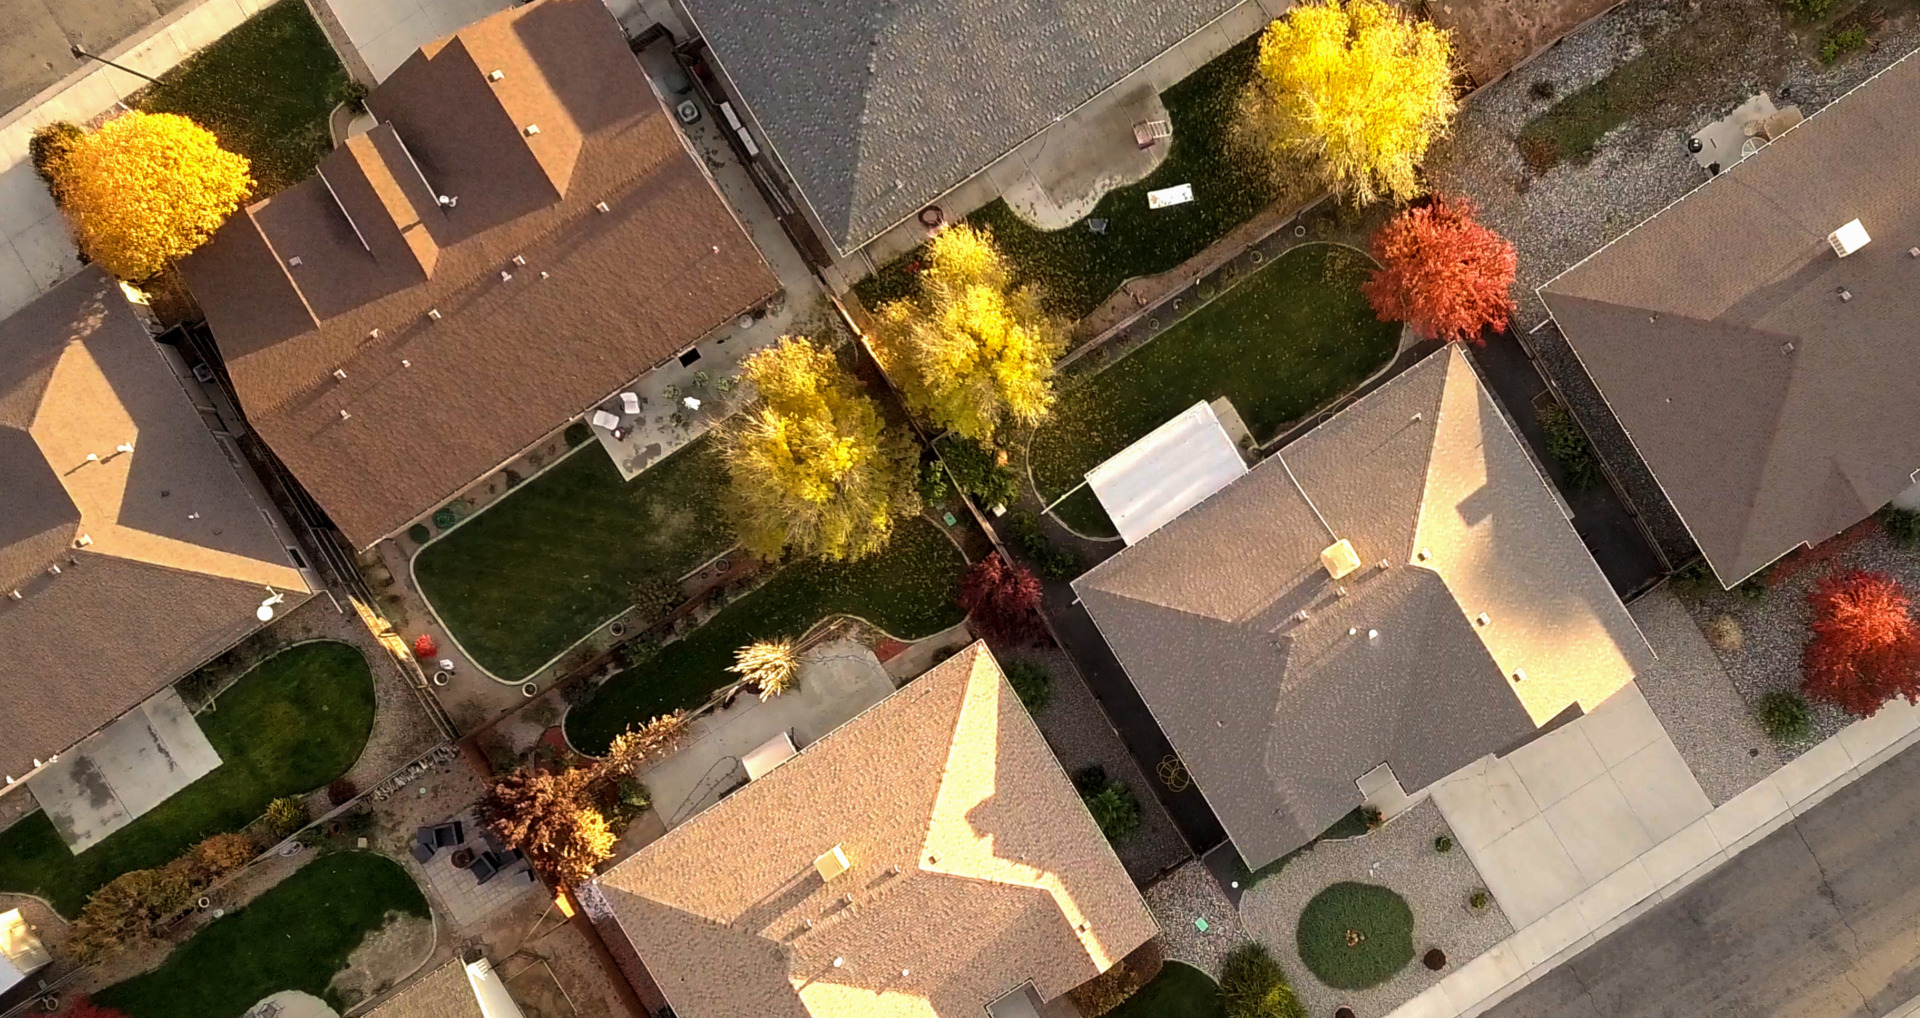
[1540,48,1920,587]
[682,0,1246,252]
[1074,347,1650,868]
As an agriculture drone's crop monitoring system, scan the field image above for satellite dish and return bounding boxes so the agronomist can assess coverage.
[257,604,275,621]
[256,588,285,622]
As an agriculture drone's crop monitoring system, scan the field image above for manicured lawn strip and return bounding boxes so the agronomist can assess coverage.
[94,852,427,1018]
[1028,243,1398,535]
[135,0,355,196]
[1108,962,1226,1018]
[0,642,375,916]
[855,36,1284,320]
[414,436,735,679]
[566,518,967,754]
[1295,881,1415,990]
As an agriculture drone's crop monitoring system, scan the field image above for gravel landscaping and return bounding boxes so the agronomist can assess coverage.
[1629,588,1783,803]
[1145,859,1248,979]
[1239,801,1511,1017]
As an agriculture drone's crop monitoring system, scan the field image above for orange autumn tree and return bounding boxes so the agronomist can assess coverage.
[51,111,252,280]
[477,767,615,887]
[1803,570,1920,716]
[1363,195,1517,344]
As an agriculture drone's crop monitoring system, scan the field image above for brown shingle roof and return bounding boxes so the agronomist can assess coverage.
[0,268,312,783]
[183,0,779,548]
[365,959,484,1018]
[594,643,1157,1018]
[1074,347,1650,867]
[1540,48,1920,586]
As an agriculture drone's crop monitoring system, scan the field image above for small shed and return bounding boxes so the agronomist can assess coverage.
[1086,400,1249,545]
[0,909,50,996]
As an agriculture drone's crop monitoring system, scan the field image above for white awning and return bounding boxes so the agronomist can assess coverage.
[1086,401,1247,546]
[743,731,798,780]
[466,957,527,1018]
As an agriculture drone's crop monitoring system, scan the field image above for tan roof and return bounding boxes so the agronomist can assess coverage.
[0,268,312,782]
[594,643,1157,1018]
[1074,346,1651,867]
[366,959,484,1018]
[1540,48,1920,586]
[182,0,779,548]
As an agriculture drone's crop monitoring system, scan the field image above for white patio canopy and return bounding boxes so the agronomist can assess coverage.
[1086,400,1248,546]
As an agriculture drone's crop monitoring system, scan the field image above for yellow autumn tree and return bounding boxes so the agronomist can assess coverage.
[1240,0,1456,205]
[51,111,252,280]
[870,225,1065,442]
[721,337,919,562]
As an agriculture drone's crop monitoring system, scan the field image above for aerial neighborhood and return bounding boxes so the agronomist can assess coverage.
[2,0,1918,1016]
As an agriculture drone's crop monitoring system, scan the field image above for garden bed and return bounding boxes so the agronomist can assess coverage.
[92,851,427,1018]
[1027,242,1400,536]
[413,436,735,679]
[0,642,375,916]
[563,517,969,754]
[855,36,1315,322]
[133,0,358,197]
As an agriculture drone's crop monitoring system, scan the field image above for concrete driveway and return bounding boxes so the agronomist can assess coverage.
[1432,682,1712,926]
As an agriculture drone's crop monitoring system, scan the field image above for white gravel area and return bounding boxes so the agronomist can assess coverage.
[1672,526,1920,757]
[1238,801,1510,1018]
[1143,858,1246,978]
[1628,588,1783,804]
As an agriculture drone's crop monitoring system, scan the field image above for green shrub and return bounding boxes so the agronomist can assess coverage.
[1757,690,1811,742]
[407,523,431,546]
[1002,658,1053,711]
[1469,889,1490,909]
[1820,24,1868,62]
[564,421,592,447]
[1668,560,1720,599]
[919,459,952,506]
[627,577,687,625]
[1082,781,1141,843]
[1220,943,1306,1018]
[263,797,308,841]
[1881,506,1920,546]
[29,122,83,205]
[1536,400,1601,489]
[940,435,1022,509]
[1005,510,1081,581]
[1434,835,1453,854]
[67,866,200,963]
[619,636,661,669]
[1782,0,1837,19]
[1072,764,1108,796]
[1295,882,1416,989]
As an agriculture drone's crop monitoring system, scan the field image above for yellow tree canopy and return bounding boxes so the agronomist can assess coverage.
[52,111,252,280]
[870,225,1065,442]
[1248,0,1456,204]
[722,337,919,562]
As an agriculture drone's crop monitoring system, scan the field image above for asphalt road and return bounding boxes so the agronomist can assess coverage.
[1483,739,1920,1018]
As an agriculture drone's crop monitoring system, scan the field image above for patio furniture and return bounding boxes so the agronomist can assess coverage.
[414,827,436,855]
[431,821,465,848]
[450,847,476,869]
[590,410,621,431]
[471,853,500,884]
[620,391,642,415]
[410,840,433,863]
[1133,118,1171,148]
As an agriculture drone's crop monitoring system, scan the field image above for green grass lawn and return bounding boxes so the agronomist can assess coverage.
[1295,881,1415,990]
[856,35,1300,321]
[1109,962,1226,1018]
[414,436,736,679]
[94,851,427,1018]
[565,517,968,754]
[1028,243,1399,535]
[135,0,356,197]
[0,642,375,917]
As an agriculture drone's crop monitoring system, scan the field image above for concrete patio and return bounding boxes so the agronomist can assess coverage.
[26,688,222,852]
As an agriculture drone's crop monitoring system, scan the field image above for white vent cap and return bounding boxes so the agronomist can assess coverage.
[1829,219,1870,257]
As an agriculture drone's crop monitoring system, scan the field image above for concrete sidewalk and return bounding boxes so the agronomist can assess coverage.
[1390,692,1920,1018]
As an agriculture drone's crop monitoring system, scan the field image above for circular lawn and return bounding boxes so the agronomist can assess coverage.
[1295,881,1415,990]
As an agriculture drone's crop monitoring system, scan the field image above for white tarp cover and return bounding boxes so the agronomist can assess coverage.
[466,958,527,1018]
[742,731,799,780]
[1086,401,1247,546]
[0,908,51,994]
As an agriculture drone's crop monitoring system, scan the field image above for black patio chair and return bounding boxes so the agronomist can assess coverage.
[471,853,500,884]
[431,822,463,848]
[410,840,433,864]
[414,827,436,857]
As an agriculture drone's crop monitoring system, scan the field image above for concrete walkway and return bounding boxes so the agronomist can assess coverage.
[1389,691,1920,1017]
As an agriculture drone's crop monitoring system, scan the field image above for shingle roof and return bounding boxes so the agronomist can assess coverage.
[1073,347,1650,868]
[183,0,779,548]
[594,643,1157,1018]
[1540,49,1920,586]
[366,959,484,1018]
[0,268,312,783]
[682,0,1246,253]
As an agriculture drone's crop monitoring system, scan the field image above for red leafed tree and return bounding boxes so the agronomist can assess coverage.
[1803,570,1920,716]
[960,553,1045,645]
[1362,195,1517,344]
[55,997,130,1018]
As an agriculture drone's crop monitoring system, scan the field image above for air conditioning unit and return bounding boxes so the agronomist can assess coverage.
[1828,219,1870,257]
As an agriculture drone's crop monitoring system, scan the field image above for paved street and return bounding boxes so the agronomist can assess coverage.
[1483,738,1920,1018]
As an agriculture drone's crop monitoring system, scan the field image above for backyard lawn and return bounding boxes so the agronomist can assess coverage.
[414,436,736,679]
[93,851,427,1018]
[565,517,968,754]
[1028,243,1400,535]
[856,36,1308,321]
[1107,962,1226,1018]
[135,0,357,196]
[0,642,375,916]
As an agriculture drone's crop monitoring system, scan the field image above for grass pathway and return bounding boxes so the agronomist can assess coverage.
[0,642,375,916]
[565,517,968,754]
[1028,243,1400,535]
[93,851,427,1018]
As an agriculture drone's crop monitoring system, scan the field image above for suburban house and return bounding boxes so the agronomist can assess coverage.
[668,0,1290,268]
[582,642,1157,1018]
[1540,49,1920,588]
[0,268,312,795]
[1073,346,1653,870]
[366,956,527,1018]
[182,0,779,550]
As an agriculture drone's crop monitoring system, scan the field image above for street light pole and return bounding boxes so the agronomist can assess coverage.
[69,44,161,86]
